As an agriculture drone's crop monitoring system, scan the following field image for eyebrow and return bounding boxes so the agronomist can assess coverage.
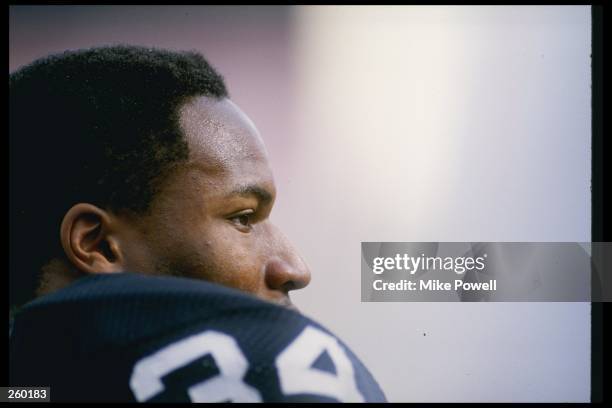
[226,184,273,205]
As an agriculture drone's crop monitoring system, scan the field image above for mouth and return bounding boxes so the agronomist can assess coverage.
[277,298,300,313]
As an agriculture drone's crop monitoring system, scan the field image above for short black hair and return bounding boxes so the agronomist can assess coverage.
[9,45,229,308]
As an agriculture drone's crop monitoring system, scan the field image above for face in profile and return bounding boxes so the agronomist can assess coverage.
[121,96,311,310]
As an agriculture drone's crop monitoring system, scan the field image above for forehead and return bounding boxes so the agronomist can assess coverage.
[177,96,268,172]
[172,96,276,203]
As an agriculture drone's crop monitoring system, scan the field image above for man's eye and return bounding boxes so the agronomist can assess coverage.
[229,212,254,230]
[235,214,251,226]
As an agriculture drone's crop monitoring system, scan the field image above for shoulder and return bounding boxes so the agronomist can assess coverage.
[129,309,385,402]
[10,273,386,402]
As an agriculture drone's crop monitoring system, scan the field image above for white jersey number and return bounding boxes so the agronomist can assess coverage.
[275,326,365,402]
[130,325,364,402]
[130,331,262,402]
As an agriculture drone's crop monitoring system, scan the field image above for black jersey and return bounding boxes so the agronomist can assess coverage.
[9,272,386,402]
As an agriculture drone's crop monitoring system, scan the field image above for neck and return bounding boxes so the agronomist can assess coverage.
[36,258,84,297]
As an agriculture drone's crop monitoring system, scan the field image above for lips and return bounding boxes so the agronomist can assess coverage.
[284,303,300,313]
[277,297,299,313]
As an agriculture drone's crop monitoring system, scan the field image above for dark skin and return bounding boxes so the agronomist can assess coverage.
[40,96,311,311]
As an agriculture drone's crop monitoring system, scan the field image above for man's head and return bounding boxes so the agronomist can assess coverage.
[10,45,310,310]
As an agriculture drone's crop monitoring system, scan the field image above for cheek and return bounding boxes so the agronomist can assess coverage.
[198,230,264,292]
[155,220,265,293]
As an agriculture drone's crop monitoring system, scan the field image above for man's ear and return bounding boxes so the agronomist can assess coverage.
[60,203,125,274]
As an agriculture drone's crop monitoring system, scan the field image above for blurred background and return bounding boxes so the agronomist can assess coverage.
[9,5,591,402]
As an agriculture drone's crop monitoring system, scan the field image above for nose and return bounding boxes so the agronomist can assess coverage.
[263,227,311,295]
[264,258,311,293]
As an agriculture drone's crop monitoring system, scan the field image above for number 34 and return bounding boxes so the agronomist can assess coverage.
[130,325,365,402]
